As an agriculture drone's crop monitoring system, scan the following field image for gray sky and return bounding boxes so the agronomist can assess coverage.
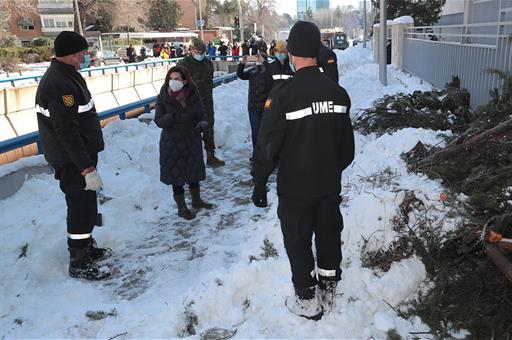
[275,0,362,16]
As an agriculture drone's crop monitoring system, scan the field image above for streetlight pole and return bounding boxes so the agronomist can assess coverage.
[379,0,387,85]
[237,0,244,42]
[363,0,367,48]
[198,0,204,40]
[73,0,83,35]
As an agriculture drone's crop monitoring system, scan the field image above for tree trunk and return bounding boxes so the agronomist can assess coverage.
[433,118,512,161]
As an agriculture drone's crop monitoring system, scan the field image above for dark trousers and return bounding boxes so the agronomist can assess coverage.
[172,182,199,196]
[203,111,215,151]
[248,111,262,149]
[277,194,343,291]
[53,155,99,249]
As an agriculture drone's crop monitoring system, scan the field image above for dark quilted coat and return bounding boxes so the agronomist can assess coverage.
[154,85,208,186]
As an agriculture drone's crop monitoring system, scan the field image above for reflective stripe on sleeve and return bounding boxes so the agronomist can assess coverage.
[35,104,50,117]
[272,74,292,80]
[68,233,92,240]
[285,107,312,120]
[333,105,348,113]
[317,267,336,277]
[78,99,94,113]
[319,67,324,72]
[310,270,316,278]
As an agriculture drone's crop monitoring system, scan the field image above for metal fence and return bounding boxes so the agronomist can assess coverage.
[0,72,239,156]
[403,8,512,108]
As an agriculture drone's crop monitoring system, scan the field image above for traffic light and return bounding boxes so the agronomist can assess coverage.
[234,16,239,28]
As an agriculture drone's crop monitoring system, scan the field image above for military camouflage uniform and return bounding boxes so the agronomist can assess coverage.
[179,56,216,151]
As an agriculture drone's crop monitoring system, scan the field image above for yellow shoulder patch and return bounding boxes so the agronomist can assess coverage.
[264,98,272,109]
[327,58,335,64]
[62,94,74,107]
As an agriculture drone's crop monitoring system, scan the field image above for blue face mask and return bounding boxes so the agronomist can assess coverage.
[288,55,296,73]
[193,53,205,62]
[80,54,91,69]
[276,53,287,62]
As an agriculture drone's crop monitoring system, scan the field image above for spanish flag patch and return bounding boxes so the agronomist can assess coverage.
[264,98,272,108]
[62,94,74,107]
[327,58,335,64]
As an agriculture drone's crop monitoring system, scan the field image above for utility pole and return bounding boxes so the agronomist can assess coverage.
[379,0,387,85]
[73,0,83,35]
[363,0,367,48]
[237,0,244,42]
[198,0,204,40]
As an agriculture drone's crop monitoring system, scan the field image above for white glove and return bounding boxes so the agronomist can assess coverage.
[84,170,103,191]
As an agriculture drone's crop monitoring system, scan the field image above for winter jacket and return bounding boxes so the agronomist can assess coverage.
[268,58,294,89]
[154,85,208,186]
[253,66,354,199]
[237,62,273,113]
[317,43,339,84]
[36,58,104,171]
[178,56,215,116]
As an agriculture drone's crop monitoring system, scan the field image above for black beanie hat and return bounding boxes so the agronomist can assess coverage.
[287,21,321,58]
[54,31,89,57]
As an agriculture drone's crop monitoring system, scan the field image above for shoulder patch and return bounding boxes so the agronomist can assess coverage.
[62,94,74,107]
[264,98,272,109]
[327,58,336,64]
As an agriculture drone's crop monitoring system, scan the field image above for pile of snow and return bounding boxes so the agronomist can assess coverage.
[0,45,460,338]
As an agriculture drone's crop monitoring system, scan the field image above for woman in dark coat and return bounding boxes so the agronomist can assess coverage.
[154,65,213,220]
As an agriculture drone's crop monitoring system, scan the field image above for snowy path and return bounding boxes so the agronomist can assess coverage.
[0,47,460,338]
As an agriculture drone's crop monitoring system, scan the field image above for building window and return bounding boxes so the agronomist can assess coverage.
[56,20,67,28]
[43,18,55,28]
[67,20,73,27]
[18,18,35,30]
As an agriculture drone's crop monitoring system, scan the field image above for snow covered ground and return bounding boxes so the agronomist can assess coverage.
[0,46,460,338]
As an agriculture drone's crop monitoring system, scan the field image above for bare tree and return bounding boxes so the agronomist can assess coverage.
[112,0,150,31]
[0,0,35,45]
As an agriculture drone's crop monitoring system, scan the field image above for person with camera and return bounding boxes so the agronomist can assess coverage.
[154,66,213,220]
[236,50,273,154]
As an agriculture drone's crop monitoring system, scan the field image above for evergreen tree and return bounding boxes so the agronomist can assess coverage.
[371,0,446,26]
[147,0,182,31]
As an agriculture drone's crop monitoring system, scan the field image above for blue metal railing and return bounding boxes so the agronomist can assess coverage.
[0,72,239,155]
[0,56,244,87]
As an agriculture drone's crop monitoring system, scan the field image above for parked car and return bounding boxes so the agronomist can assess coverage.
[116,45,153,62]
[89,50,122,67]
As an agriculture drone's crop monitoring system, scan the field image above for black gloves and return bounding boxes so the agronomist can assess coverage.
[252,183,267,208]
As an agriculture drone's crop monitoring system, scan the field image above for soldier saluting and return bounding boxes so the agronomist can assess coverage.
[251,21,355,320]
[35,31,110,281]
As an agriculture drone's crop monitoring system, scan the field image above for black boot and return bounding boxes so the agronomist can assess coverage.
[87,238,112,261]
[68,247,111,281]
[206,150,225,167]
[318,279,338,312]
[174,194,196,220]
[285,286,324,321]
[190,186,214,209]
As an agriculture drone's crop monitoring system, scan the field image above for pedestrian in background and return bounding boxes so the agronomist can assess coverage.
[154,66,213,220]
[236,50,272,154]
[179,38,225,167]
[268,40,294,89]
[318,42,339,84]
[35,31,110,281]
[251,21,354,321]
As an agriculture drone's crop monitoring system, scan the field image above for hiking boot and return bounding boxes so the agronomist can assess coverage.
[190,186,214,210]
[88,238,112,261]
[318,279,338,312]
[206,150,225,167]
[285,286,323,321]
[174,193,196,220]
[68,247,111,281]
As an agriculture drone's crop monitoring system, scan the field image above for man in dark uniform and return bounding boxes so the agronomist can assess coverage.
[268,40,294,89]
[35,31,110,281]
[179,38,225,167]
[251,21,354,320]
[317,42,339,84]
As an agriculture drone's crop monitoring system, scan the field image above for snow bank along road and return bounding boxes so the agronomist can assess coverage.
[1,46,459,338]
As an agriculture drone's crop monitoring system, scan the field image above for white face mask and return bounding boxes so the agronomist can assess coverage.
[169,79,184,92]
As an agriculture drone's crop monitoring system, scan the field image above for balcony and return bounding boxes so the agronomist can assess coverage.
[37,0,73,14]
